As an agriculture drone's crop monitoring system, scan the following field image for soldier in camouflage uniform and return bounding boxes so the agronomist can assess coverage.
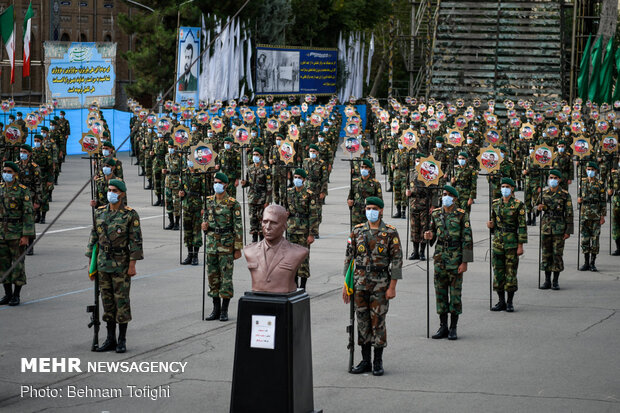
[241,147,272,242]
[163,139,183,230]
[151,132,167,205]
[269,133,289,205]
[58,110,70,161]
[140,125,155,178]
[86,179,143,353]
[90,158,125,208]
[487,178,527,312]
[552,140,574,190]
[285,169,319,290]
[432,136,449,175]
[201,172,243,322]
[464,133,480,170]
[101,140,123,180]
[180,159,205,265]
[40,126,59,188]
[450,151,477,213]
[343,196,402,376]
[488,145,517,200]
[609,163,620,255]
[390,142,410,218]
[303,144,328,231]
[217,137,241,198]
[424,185,473,340]
[18,145,41,255]
[522,143,543,226]
[0,161,34,306]
[49,120,64,173]
[31,135,54,224]
[578,162,606,271]
[537,170,573,290]
[348,159,383,226]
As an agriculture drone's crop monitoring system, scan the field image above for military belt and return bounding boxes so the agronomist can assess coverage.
[497,226,515,232]
[437,239,461,248]
[544,211,564,217]
[2,217,22,223]
[359,265,387,273]
[581,200,599,205]
[186,191,202,197]
[208,227,233,234]
[101,245,129,254]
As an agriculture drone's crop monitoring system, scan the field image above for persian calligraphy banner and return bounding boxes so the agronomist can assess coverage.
[44,42,117,108]
[255,45,337,96]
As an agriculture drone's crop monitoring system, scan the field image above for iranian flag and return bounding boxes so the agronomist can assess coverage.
[0,5,15,84]
[23,2,33,77]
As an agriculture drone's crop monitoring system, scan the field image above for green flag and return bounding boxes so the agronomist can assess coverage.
[597,38,615,104]
[577,34,592,100]
[612,48,620,102]
[344,260,354,295]
[588,36,603,102]
[89,244,98,281]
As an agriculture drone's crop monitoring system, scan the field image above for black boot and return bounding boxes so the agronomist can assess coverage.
[552,272,560,290]
[220,298,230,321]
[613,239,620,256]
[387,183,393,192]
[205,297,221,321]
[191,248,199,266]
[419,243,426,261]
[116,323,128,353]
[372,347,384,376]
[34,211,41,223]
[408,242,420,260]
[252,233,258,243]
[540,271,551,290]
[165,213,174,230]
[531,214,536,226]
[181,247,193,265]
[506,291,515,312]
[590,255,597,272]
[491,291,506,311]
[153,194,162,206]
[0,284,12,305]
[40,212,46,224]
[579,253,590,271]
[300,277,307,290]
[139,167,145,176]
[392,206,402,218]
[173,216,180,231]
[145,179,152,190]
[8,285,21,306]
[432,313,449,339]
[26,239,34,256]
[448,313,459,340]
[526,212,532,226]
[96,322,117,352]
[351,344,372,374]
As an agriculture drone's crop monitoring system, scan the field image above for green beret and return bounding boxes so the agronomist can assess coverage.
[557,140,566,145]
[309,144,319,151]
[365,196,384,209]
[168,139,174,146]
[362,140,369,147]
[294,168,307,178]
[362,159,373,169]
[498,145,507,152]
[108,179,126,192]
[587,161,599,170]
[444,185,459,198]
[102,141,114,148]
[50,120,58,125]
[41,126,49,132]
[21,144,32,152]
[467,132,475,138]
[103,157,117,166]
[253,147,264,155]
[16,112,22,116]
[54,116,60,121]
[33,134,43,141]
[318,132,326,137]
[501,177,516,187]
[60,111,66,115]
[4,161,19,173]
[458,151,468,158]
[224,137,234,143]
[548,169,562,179]
[415,153,426,159]
[435,137,444,142]
[214,172,229,183]
[275,132,285,139]
[103,131,110,138]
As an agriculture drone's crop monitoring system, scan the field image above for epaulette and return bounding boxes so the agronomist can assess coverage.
[514,198,523,204]
[97,205,106,209]
[492,198,500,204]
[457,208,465,213]
[19,184,27,189]
[354,223,364,228]
[307,189,313,195]
[32,162,38,167]
[562,189,569,194]
[124,206,134,211]
[386,224,396,230]
[207,195,215,200]
[227,196,237,203]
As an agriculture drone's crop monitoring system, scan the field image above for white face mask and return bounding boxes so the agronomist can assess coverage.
[398,144,404,150]
[586,170,596,178]
[501,187,512,198]
[275,140,281,146]
[293,177,304,188]
[360,168,369,177]
[365,209,380,223]
[102,166,112,176]
[457,159,466,166]
[548,178,559,188]
[442,195,454,207]
[191,126,197,132]
[251,132,257,137]
[500,152,505,159]
[309,152,317,159]
[213,183,225,194]
[20,153,29,161]
[33,141,41,148]
[558,147,565,153]
[168,148,175,154]
[253,155,261,164]
[224,143,232,150]
[436,143,442,149]
[107,191,120,204]
[529,149,534,155]
[102,149,111,157]
[466,139,473,144]
[318,137,324,142]
[187,160,194,168]
[207,132,213,138]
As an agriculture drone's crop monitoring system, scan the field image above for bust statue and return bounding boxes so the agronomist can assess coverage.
[244,205,309,293]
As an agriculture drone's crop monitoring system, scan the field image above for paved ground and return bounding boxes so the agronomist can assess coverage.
[1,143,619,413]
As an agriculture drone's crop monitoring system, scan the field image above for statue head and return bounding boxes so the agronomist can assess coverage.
[262,204,288,243]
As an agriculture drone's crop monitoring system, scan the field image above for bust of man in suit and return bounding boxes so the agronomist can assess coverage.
[244,205,308,293]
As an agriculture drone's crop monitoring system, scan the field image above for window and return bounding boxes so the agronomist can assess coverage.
[60,33,70,42]
[104,34,112,42]
[80,33,87,42]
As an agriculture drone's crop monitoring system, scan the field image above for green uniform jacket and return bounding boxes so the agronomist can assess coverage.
[285,187,319,236]
[344,220,403,280]
[244,163,272,205]
[0,181,35,240]
[491,196,528,248]
[579,178,606,219]
[429,207,474,265]
[540,187,574,235]
[203,195,244,254]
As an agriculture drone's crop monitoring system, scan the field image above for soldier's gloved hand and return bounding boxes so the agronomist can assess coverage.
[342,286,351,304]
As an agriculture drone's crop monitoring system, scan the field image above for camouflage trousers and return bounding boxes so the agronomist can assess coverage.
[144,156,153,178]
[183,207,203,248]
[0,239,26,286]
[152,168,163,196]
[541,233,566,272]
[393,169,407,208]
[492,244,519,293]
[287,233,310,279]
[354,273,390,348]
[612,198,620,240]
[249,204,265,235]
[409,205,430,243]
[524,180,540,213]
[165,186,181,216]
[207,253,234,299]
[41,183,53,213]
[434,260,463,315]
[272,171,288,205]
[99,271,132,324]
[580,218,601,254]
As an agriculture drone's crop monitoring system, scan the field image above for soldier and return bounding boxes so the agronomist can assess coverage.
[201,172,243,322]
[49,120,64,171]
[31,135,54,224]
[303,144,328,232]
[522,143,543,226]
[151,132,167,205]
[464,133,480,170]
[217,137,241,198]
[432,136,449,174]
[101,140,124,179]
[537,170,573,290]
[180,159,205,265]
[285,169,319,290]
[40,126,59,187]
[58,110,70,160]
[347,159,383,226]
[390,141,410,218]
[552,140,574,190]
[450,151,477,213]
[0,161,34,306]
[424,185,473,340]
[487,178,527,312]
[342,196,402,376]
[163,139,183,230]
[578,162,606,271]
[86,179,143,353]
[241,147,272,242]
[90,158,124,208]
[269,133,288,205]
[18,145,41,255]
[610,162,620,256]
[488,145,516,200]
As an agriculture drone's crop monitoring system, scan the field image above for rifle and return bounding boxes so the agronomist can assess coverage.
[85,155,100,351]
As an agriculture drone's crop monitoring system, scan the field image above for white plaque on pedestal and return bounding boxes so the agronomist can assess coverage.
[250,315,276,350]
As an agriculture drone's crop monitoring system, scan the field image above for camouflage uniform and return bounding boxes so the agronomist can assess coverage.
[86,204,144,324]
[348,176,383,226]
[181,171,205,250]
[610,168,620,250]
[285,186,319,280]
[102,155,124,180]
[552,152,574,190]
[391,148,410,214]
[17,160,42,208]
[164,151,183,217]
[93,174,127,208]
[428,207,473,315]
[579,177,606,255]
[243,162,272,237]
[203,195,243,298]
[218,145,241,198]
[269,143,289,205]
[489,160,516,199]
[539,187,573,272]
[344,221,403,348]
[152,137,167,198]
[31,145,54,215]
[490,196,527,292]
[303,156,328,222]
[451,165,477,213]
[408,169,440,243]
[523,155,543,221]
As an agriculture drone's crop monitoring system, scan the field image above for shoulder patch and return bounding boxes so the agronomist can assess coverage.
[457,208,465,213]
[19,184,27,189]
[386,224,396,230]
[354,223,364,228]
[307,189,313,194]
[97,205,106,209]
[125,206,133,211]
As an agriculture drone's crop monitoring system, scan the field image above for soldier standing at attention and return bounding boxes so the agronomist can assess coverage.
[552,140,574,190]
[163,139,182,231]
[285,169,319,290]
[302,144,328,233]
[343,197,402,376]
[241,147,272,242]
[85,179,143,353]
[201,173,243,322]
[487,178,527,312]
[31,135,53,224]
[424,185,473,340]
[0,162,34,306]
[578,162,606,271]
[347,159,383,226]
[90,158,123,208]
[537,170,573,290]
[180,159,205,265]
[609,162,620,256]
[18,145,41,256]
[450,151,477,213]
[216,137,241,198]
[101,140,124,180]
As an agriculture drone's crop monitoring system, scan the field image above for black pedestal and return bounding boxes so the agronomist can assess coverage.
[230,289,319,413]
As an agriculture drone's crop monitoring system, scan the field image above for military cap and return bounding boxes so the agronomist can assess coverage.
[252,147,264,155]
[103,157,117,166]
[548,169,562,179]
[458,151,468,158]
[275,132,285,139]
[444,185,459,198]
[33,134,43,141]
[103,131,110,138]
[309,144,319,151]
[557,140,566,145]
[365,196,384,209]
[224,137,234,142]
[214,172,229,184]
[501,177,516,187]
[54,116,60,121]
[467,132,475,138]
[60,110,66,115]
[435,136,444,142]
[50,120,58,125]
[498,145,507,152]
[168,139,175,146]
[362,140,369,147]
[21,144,32,152]
[294,168,307,178]
[102,141,114,148]
[587,161,599,170]
[415,153,426,158]
[4,161,19,172]
[108,179,126,193]
[40,126,49,132]
[16,111,22,116]
[318,132,326,137]
[361,159,373,169]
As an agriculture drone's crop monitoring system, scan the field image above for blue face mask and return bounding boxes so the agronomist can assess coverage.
[318,137,324,142]
[436,143,442,149]
[442,195,454,207]
[168,148,175,154]
[102,149,111,157]
[457,159,466,166]
[102,166,112,176]
[366,209,380,223]
[548,178,559,188]
[309,152,317,159]
[558,147,565,153]
[398,144,404,150]
[213,183,225,194]
[20,153,28,161]
[224,143,232,150]
[2,172,14,182]
[252,155,261,164]
[360,168,369,177]
[586,170,596,178]
[467,139,473,144]
[107,191,120,204]
[501,187,512,198]
[187,160,194,168]
[500,152,505,159]
[293,178,304,188]
[34,141,41,148]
